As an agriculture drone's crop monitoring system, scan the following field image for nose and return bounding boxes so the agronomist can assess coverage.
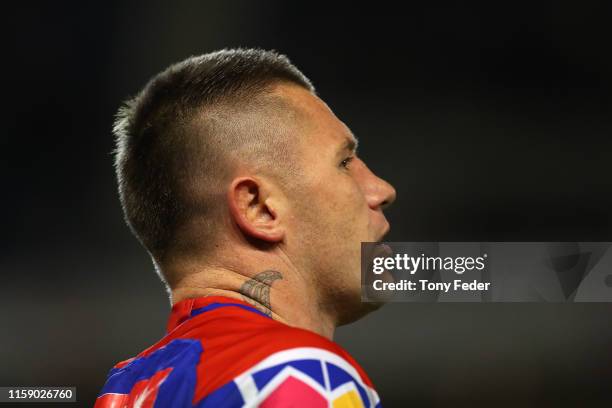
[357,159,396,211]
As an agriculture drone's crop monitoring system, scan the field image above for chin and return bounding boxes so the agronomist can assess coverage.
[335,294,387,327]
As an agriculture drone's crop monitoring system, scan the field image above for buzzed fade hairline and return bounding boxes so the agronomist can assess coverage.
[113,48,315,286]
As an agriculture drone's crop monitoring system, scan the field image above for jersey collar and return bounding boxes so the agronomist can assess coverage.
[166,295,270,333]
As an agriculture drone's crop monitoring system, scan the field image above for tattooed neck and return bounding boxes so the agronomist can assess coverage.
[238,270,283,317]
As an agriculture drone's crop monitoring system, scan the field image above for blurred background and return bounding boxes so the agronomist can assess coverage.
[3,1,612,406]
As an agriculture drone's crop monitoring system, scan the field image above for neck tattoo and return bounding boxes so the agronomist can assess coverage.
[239,270,283,316]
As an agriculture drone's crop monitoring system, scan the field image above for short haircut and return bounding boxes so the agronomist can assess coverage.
[113,48,315,282]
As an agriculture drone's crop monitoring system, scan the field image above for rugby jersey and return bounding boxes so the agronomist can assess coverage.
[95,296,381,407]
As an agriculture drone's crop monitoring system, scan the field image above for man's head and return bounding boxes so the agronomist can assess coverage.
[114,49,313,277]
[114,48,395,323]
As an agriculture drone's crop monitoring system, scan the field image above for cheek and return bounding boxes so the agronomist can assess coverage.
[291,170,369,239]
[328,179,370,234]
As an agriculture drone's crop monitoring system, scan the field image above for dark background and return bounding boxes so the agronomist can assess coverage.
[3,1,612,407]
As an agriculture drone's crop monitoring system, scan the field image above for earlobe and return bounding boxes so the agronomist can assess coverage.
[228,177,285,243]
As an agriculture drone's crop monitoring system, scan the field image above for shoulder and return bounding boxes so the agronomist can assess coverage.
[96,300,382,407]
[197,341,382,408]
[191,323,381,407]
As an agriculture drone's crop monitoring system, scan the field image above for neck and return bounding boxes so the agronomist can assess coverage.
[169,253,337,340]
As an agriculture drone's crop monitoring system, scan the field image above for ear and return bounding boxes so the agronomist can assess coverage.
[227,177,285,243]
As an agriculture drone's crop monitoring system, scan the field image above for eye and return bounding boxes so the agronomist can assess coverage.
[340,156,354,169]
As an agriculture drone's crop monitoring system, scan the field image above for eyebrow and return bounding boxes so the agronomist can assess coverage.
[340,134,359,156]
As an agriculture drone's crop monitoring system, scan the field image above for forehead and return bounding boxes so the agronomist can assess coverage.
[270,83,357,147]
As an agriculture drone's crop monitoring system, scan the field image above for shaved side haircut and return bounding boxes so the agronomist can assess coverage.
[113,49,315,286]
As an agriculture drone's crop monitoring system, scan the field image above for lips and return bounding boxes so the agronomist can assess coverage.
[370,209,390,241]
[376,218,390,241]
